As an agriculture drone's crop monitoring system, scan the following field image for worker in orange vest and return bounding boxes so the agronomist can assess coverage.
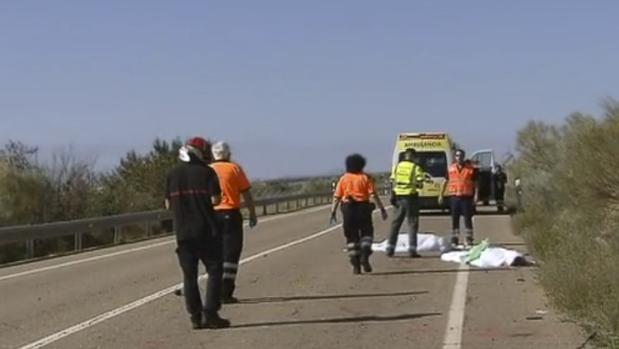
[438,149,479,248]
[330,154,388,274]
[210,141,257,304]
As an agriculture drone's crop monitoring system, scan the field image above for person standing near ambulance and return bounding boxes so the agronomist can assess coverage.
[210,141,257,304]
[386,148,426,257]
[439,149,479,248]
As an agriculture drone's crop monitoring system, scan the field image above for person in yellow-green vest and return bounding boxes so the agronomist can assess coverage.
[386,149,426,258]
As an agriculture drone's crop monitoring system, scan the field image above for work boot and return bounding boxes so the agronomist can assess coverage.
[190,313,203,330]
[465,236,475,248]
[360,253,372,273]
[450,236,460,249]
[202,312,231,329]
[385,247,395,257]
[221,296,239,304]
[350,255,361,275]
[409,250,421,258]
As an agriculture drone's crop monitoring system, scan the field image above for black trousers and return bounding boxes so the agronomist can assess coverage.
[176,237,223,316]
[215,209,244,298]
[388,195,420,252]
[341,201,374,259]
[450,196,474,239]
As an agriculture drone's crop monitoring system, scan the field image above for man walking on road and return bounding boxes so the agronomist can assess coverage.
[387,149,426,258]
[164,137,230,330]
[439,148,478,248]
[210,141,257,304]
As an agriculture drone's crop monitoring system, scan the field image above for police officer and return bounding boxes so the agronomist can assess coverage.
[386,148,426,258]
[164,137,230,329]
[439,149,478,248]
[210,141,257,304]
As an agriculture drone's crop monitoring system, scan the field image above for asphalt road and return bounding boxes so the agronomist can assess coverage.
[0,205,583,349]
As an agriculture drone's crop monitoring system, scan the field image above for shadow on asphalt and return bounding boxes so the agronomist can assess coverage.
[229,312,442,329]
[238,290,428,304]
[370,265,535,276]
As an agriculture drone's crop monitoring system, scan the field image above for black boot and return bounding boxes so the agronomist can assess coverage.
[202,312,231,329]
[190,313,203,330]
[349,255,361,275]
[360,251,372,273]
[221,296,239,304]
[465,236,475,248]
[221,279,239,304]
[451,236,460,248]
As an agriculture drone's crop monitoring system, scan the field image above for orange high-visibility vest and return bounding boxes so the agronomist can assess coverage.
[447,163,475,196]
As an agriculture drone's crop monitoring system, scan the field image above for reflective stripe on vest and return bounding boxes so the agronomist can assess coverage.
[393,161,420,195]
[448,163,475,196]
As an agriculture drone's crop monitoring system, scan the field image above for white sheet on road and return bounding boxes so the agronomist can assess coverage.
[371,233,451,253]
[440,248,525,268]
[371,233,526,268]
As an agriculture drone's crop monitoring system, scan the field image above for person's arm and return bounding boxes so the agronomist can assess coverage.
[236,165,257,227]
[207,167,222,206]
[368,176,387,220]
[371,193,388,220]
[330,197,341,224]
[438,179,448,205]
[414,165,426,188]
[330,176,344,223]
[242,190,257,227]
[164,173,171,210]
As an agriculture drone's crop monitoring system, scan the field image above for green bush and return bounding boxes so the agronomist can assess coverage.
[511,100,619,347]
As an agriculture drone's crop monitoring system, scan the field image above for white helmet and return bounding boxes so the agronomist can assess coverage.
[212,141,231,161]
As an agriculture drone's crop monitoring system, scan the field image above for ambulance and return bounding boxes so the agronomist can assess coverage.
[391,132,498,210]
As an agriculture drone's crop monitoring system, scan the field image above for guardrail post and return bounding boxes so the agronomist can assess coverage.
[26,239,35,259]
[262,205,267,216]
[74,232,83,251]
[113,226,121,244]
[285,201,290,211]
[145,222,151,238]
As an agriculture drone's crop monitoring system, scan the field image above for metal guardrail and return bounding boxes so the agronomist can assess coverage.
[1,189,383,262]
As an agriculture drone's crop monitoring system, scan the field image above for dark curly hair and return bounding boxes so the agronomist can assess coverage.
[345,153,366,174]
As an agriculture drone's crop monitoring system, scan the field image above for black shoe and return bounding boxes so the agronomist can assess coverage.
[203,313,231,329]
[451,237,460,247]
[360,257,372,273]
[409,251,421,258]
[385,249,394,257]
[190,313,203,330]
[221,296,239,304]
[465,237,475,247]
[350,255,361,274]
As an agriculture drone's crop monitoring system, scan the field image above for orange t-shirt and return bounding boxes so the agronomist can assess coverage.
[210,161,251,210]
[334,173,375,202]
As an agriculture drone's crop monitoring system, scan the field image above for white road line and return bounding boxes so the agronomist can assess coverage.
[0,240,175,282]
[0,205,331,282]
[442,262,470,349]
[17,221,344,349]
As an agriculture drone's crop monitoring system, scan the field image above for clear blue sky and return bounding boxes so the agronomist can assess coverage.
[1,1,618,178]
